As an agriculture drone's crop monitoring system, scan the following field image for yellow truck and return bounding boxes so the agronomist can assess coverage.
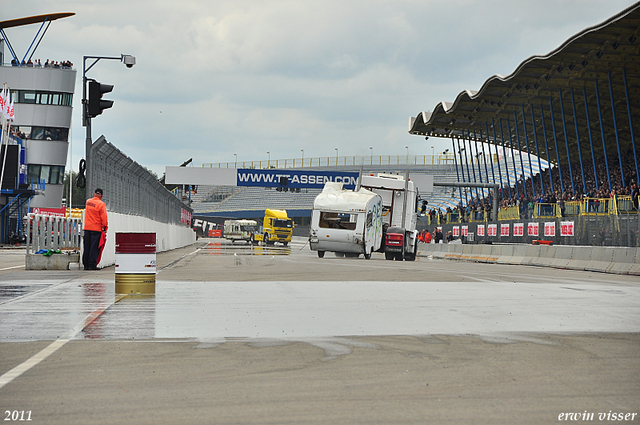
[253,209,294,246]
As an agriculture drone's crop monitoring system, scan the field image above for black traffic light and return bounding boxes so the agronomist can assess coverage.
[87,80,114,118]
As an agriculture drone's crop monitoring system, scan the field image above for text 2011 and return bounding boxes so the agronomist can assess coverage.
[4,411,32,421]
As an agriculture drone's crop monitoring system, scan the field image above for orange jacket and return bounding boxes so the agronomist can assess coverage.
[84,196,108,232]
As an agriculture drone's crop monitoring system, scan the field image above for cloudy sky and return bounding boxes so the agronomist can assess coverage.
[4,0,637,176]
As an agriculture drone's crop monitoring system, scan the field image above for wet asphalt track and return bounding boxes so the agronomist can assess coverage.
[0,238,638,424]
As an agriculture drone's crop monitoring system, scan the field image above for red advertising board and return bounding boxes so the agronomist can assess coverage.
[528,222,539,237]
[31,207,66,217]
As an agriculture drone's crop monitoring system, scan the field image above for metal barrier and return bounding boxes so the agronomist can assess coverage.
[90,136,191,225]
[583,198,611,215]
[533,203,558,218]
[429,215,639,247]
[613,195,637,214]
[563,201,582,217]
[498,205,520,221]
[25,213,82,254]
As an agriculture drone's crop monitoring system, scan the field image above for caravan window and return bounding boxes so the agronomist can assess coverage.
[318,212,357,230]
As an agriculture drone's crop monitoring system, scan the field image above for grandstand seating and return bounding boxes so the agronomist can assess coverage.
[190,153,549,216]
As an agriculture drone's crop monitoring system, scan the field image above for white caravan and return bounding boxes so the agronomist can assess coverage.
[309,182,383,259]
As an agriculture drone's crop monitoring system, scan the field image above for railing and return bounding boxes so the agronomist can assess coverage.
[498,205,520,221]
[612,195,637,214]
[203,154,466,169]
[533,203,558,218]
[431,195,638,225]
[25,213,82,254]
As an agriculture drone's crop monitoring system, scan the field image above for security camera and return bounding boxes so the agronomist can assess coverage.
[122,55,136,68]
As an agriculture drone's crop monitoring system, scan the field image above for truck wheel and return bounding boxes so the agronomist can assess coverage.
[405,243,417,261]
[282,241,288,246]
[263,233,269,245]
[364,250,371,260]
[385,252,394,260]
[317,251,325,258]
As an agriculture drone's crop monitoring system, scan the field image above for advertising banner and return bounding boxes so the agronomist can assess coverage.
[528,222,539,237]
[462,225,468,236]
[452,226,459,237]
[544,222,556,237]
[560,221,574,236]
[513,223,524,237]
[31,207,66,217]
[500,223,510,237]
[488,224,497,236]
[237,169,359,189]
[477,224,485,237]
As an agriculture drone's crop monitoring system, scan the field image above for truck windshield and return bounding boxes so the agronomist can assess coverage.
[272,219,293,228]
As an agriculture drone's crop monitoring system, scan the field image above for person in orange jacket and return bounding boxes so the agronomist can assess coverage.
[83,188,108,270]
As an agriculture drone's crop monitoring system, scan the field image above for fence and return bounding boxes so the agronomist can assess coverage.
[90,136,192,225]
[25,213,82,254]
[426,215,639,247]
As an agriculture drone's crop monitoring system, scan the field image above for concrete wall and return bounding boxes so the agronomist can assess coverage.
[418,242,640,276]
[94,211,196,269]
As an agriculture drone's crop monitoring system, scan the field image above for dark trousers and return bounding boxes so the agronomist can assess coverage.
[83,230,102,269]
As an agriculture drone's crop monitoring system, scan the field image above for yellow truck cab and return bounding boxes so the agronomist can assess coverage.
[254,209,294,246]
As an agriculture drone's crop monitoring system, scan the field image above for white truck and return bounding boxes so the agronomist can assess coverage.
[223,219,258,243]
[359,173,419,261]
[309,182,383,259]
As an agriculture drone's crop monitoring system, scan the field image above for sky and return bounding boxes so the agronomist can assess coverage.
[3,0,638,177]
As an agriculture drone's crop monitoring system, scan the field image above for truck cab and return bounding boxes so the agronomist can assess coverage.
[254,209,294,246]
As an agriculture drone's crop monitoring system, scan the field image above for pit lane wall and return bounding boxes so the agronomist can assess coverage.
[417,242,640,275]
[96,211,196,269]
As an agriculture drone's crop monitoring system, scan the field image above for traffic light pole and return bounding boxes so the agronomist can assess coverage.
[81,54,135,200]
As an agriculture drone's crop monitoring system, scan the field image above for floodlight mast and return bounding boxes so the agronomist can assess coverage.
[82,54,135,199]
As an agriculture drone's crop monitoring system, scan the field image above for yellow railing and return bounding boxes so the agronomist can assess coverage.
[533,203,558,218]
[497,205,519,221]
[612,195,637,214]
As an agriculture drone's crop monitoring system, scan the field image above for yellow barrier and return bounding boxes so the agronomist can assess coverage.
[612,195,638,214]
[66,208,83,219]
[533,203,558,218]
[498,205,519,221]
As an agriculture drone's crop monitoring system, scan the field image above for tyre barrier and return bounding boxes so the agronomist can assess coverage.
[418,242,640,275]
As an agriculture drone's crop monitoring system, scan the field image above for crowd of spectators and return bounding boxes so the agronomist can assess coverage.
[10,58,73,68]
[427,146,639,222]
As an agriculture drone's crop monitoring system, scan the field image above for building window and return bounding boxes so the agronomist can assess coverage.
[27,164,65,185]
[12,126,69,142]
[11,90,73,107]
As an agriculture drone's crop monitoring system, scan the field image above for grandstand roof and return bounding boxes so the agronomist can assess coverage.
[409,2,640,168]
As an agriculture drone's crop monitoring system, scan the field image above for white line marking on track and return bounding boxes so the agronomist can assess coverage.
[0,265,25,271]
[0,294,127,390]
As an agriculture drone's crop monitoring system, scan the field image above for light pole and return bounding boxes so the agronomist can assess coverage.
[267,151,270,168]
[405,145,409,164]
[301,149,304,166]
[370,146,373,165]
[335,148,338,165]
[82,54,135,199]
[234,153,237,166]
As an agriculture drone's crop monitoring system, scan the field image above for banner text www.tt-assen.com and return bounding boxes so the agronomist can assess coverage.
[237,169,359,189]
